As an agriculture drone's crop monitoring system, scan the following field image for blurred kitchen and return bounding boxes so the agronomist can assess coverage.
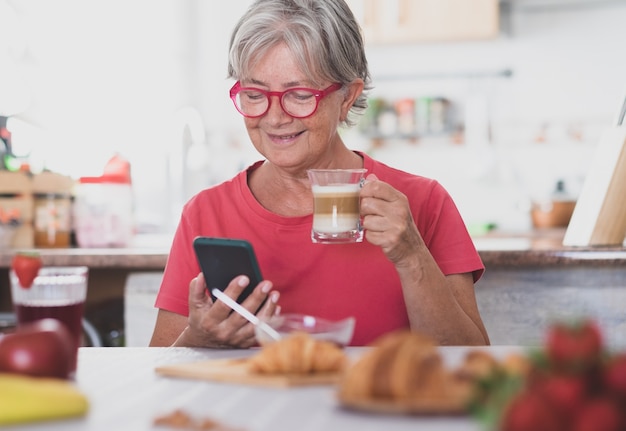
[1,0,625,241]
[2,0,626,348]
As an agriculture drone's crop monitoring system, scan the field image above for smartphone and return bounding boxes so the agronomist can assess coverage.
[192,236,263,304]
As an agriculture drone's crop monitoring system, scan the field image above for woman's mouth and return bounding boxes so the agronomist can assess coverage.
[269,130,304,142]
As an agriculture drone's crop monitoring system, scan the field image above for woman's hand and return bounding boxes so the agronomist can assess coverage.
[176,273,280,348]
[360,173,423,265]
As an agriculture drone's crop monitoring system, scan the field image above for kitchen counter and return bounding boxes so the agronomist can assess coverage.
[2,229,626,348]
[474,228,626,267]
[1,228,626,269]
[0,236,173,344]
[470,229,626,350]
[0,247,169,270]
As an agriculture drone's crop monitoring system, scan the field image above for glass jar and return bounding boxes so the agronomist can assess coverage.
[34,193,72,248]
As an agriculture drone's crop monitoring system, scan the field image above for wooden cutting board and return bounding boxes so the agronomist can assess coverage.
[155,357,342,388]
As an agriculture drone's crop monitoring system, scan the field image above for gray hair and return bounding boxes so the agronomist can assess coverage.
[227,0,372,127]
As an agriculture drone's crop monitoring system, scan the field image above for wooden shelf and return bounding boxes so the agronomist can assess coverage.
[0,171,34,248]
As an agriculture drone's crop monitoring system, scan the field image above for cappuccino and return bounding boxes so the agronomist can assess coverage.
[307,168,366,244]
[312,185,360,233]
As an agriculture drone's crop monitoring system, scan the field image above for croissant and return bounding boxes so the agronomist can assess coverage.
[453,349,529,385]
[455,349,500,380]
[248,332,348,375]
[338,330,474,411]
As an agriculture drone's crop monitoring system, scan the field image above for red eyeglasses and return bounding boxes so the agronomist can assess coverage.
[229,81,342,119]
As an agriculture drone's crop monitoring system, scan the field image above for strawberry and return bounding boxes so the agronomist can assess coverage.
[11,251,43,288]
[603,353,626,399]
[546,319,603,371]
[535,373,587,421]
[500,389,564,431]
[573,397,622,431]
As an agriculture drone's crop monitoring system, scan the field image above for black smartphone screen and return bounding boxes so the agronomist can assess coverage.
[192,236,263,304]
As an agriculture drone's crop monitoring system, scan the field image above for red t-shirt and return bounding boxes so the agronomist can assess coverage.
[155,152,484,346]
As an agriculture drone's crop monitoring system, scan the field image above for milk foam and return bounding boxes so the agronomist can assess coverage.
[311,184,360,194]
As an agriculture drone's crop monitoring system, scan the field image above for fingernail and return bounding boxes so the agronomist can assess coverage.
[274,305,281,316]
[270,291,280,303]
[238,276,249,287]
[261,281,272,293]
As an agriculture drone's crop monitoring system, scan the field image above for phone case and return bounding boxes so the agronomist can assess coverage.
[193,236,263,304]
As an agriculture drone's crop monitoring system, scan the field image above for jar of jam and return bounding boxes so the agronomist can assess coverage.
[33,192,71,248]
[32,172,75,248]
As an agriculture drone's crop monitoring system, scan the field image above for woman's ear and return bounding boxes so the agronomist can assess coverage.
[340,79,364,121]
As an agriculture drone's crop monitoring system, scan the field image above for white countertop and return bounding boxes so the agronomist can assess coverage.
[2,345,525,431]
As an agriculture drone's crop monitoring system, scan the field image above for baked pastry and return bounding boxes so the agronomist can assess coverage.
[338,330,475,413]
[248,332,348,375]
[455,349,501,380]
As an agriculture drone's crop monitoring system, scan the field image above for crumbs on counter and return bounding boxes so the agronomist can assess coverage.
[153,409,243,431]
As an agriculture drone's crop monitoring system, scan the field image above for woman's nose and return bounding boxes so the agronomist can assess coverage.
[264,95,292,123]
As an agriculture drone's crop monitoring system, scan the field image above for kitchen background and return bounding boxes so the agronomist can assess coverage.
[1,0,625,240]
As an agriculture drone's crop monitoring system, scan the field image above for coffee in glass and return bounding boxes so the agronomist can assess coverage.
[307,169,367,244]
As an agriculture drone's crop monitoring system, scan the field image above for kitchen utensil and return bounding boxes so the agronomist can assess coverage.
[616,91,626,126]
[211,288,281,342]
[563,92,626,246]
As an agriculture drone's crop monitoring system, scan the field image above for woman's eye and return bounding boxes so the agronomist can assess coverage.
[244,91,265,101]
[288,91,314,102]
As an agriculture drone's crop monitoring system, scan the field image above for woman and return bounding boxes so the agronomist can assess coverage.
[150,0,489,348]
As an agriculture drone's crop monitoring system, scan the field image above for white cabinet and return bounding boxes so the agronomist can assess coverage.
[346,0,500,44]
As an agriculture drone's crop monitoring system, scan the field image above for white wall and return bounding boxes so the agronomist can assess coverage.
[193,1,626,232]
[4,0,196,232]
[4,0,626,234]
[349,1,626,231]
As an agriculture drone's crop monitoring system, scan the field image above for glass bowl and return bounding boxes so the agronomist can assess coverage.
[255,313,355,347]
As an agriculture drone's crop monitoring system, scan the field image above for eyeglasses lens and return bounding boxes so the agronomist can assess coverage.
[235,89,318,118]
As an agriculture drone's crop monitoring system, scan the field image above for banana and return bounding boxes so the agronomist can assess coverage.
[0,373,89,425]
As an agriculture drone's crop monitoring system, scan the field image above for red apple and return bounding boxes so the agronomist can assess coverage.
[0,318,74,379]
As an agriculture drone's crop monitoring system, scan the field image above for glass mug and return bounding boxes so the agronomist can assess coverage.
[307,169,367,244]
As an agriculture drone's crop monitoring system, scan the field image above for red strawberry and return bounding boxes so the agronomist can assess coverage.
[573,397,622,431]
[500,389,564,431]
[11,251,43,288]
[604,353,626,398]
[535,374,587,420]
[546,320,603,371]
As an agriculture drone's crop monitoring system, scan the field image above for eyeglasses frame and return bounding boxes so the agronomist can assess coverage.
[229,81,343,119]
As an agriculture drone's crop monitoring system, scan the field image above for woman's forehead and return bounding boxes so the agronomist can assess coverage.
[243,44,323,86]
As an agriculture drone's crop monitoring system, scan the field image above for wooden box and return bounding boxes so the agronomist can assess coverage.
[0,171,34,249]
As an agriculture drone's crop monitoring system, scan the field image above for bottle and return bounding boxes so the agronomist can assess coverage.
[73,175,134,248]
